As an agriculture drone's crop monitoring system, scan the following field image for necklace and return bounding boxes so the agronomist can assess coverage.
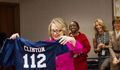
[70,32,79,36]
[70,32,79,40]
[98,32,106,44]
[98,32,106,55]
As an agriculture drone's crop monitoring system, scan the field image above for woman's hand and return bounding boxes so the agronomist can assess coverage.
[113,58,119,65]
[59,36,76,47]
[98,43,105,49]
[10,33,20,39]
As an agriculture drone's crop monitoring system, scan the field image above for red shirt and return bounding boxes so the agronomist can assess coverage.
[69,32,91,70]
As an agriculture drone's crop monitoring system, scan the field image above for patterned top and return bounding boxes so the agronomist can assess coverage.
[95,31,110,57]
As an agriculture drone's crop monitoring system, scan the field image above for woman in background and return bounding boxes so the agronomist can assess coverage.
[109,16,120,70]
[93,19,110,70]
[69,21,91,70]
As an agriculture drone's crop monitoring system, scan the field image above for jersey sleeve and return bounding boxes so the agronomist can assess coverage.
[0,38,15,66]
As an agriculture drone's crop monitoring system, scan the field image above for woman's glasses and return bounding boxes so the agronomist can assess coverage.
[51,30,62,34]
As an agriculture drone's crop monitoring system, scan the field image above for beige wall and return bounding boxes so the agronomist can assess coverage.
[0,0,113,58]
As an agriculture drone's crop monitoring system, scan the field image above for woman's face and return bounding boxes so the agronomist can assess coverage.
[69,22,78,33]
[51,23,64,40]
[95,22,103,32]
[113,20,120,30]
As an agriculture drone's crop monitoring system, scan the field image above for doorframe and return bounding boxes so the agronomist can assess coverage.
[0,2,20,34]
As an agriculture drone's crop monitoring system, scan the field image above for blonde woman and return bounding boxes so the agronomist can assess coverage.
[10,17,83,70]
[93,19,110,70]
[109,16,120,70]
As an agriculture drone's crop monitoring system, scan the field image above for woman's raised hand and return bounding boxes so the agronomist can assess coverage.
[10,33,20,39]
[59,36,75,47]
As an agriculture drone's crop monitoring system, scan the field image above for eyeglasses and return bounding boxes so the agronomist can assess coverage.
[51,30,62,33]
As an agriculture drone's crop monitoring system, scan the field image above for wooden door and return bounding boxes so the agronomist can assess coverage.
[0,2,20,70]
[0,2,20,37]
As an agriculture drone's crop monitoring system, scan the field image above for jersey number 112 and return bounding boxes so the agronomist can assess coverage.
[23,54,46,68]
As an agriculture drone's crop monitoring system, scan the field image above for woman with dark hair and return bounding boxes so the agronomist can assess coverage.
[69,21,91,70]
[109,16,120,70]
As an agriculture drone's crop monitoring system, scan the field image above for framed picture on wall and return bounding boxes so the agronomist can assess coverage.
[113,0,120,16]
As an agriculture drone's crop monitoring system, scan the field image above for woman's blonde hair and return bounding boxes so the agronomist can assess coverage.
[93,19,108,34]
[48,17,68,40]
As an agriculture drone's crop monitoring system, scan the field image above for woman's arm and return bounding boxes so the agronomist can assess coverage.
[108,31,119,64]
[81,34,91,55]
[109,47,119,65]
[66,40,83,54]
[93,36,99,53]
[108,31,117,59]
